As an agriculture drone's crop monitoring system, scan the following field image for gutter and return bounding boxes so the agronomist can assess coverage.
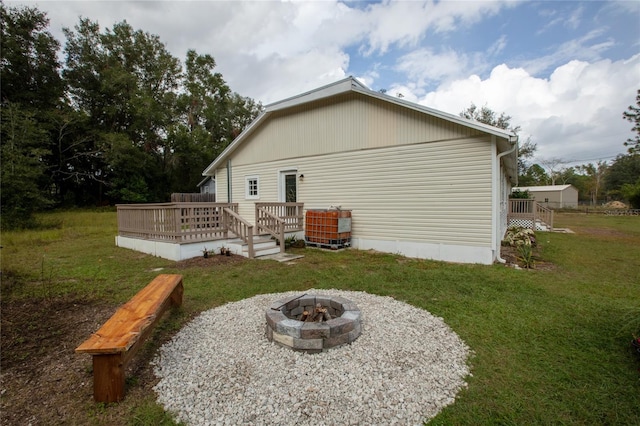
[494,137,519,264]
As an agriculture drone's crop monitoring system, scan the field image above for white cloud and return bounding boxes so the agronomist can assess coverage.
[417,54,640,162]
[7,0,638,166]
[395,48,471,86]
[521,29,615,76]
[565,5,583,30]
[487,35,508,56]
[23,0,515,103]
[359,0,510,55]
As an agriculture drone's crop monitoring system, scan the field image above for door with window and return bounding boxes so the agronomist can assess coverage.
[280,170,297,227]
[280,170,297,203]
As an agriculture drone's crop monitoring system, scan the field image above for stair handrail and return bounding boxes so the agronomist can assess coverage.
[535,202,554,231]
[256,206,286,254]
[223,207,255,258]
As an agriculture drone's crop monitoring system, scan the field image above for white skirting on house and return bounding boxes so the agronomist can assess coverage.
[116,235,495,264]
[351,237,494,265]
[115,236,226,261]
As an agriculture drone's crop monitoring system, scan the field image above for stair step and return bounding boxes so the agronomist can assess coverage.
[226,235,282,258]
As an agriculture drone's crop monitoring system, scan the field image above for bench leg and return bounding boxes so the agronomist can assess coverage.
[92,353,125,403]
[170,280,184,307]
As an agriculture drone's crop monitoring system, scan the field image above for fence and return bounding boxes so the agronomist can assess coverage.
[604,209,640,216]
[170,193,216,202]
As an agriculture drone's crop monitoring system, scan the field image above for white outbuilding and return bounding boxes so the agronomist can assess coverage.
[513,185,579,208]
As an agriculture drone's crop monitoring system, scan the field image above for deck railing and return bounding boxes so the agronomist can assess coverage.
[117,202,237,243]
[255,202,304,232]
[255,203,304,253]
[255,207,286,253]
[118,202,303,258]
[508,199,554,231]
[223,207,254,258]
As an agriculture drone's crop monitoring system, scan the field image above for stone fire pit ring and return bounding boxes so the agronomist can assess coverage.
[265,294,362,353]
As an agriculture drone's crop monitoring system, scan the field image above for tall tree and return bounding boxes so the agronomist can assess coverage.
[538,157,572,185]
[620,180,640,208]
[623,90,640,153]
[604,153,640,203]
[0,5,63,227]
[169,50,261,193]
[0,4,63,109]
[1,104,53,228]
[63,19,182,202]
[577,161,609,206]
[518,164,549,186]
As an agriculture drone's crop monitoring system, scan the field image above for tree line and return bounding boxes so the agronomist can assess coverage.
[1,4,261,228]
[2,4,639,230]
[460,94,640,209]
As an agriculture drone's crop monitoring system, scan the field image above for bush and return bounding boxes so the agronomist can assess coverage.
[503,226,536,247]
[620,179,640,209]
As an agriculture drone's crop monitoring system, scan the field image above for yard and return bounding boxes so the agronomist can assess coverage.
[1,210,639,425]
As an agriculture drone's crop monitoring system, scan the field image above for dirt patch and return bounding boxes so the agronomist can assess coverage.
[0,294,186,425]
[174,252,247,268]
[1,296,112,425]
[500,245,555,271]
[0,255,247,425]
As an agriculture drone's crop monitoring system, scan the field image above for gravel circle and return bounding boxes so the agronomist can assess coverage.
[152,290,471,426]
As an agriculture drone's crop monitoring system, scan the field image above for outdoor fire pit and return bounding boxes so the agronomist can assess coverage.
[265,294,362,353]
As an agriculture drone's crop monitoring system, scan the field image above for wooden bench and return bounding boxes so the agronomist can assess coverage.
[75,274,183,403]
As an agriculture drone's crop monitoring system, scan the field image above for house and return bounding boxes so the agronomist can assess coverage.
[513,185,578,209]
[200,77,519,265]
[198,176,216,195]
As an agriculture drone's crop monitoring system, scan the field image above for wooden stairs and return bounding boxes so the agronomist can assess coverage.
[226,235,281,259]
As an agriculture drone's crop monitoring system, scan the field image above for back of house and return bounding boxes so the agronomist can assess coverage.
[203,77,518,264]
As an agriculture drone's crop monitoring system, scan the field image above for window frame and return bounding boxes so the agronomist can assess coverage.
[245,175,260,200]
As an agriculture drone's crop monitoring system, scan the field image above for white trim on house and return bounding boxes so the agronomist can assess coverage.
[245,175,260,200]
[277,168,298,202]
[513,185,572,192]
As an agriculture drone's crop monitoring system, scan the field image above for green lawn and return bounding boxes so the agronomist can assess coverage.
[2,210,639,425]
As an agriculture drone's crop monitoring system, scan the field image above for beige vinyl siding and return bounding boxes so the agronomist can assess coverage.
[215,168,228,202]
[230,136,493,247]
[231,93,484,167]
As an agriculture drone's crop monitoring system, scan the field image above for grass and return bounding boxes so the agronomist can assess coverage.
[2,210,639,424]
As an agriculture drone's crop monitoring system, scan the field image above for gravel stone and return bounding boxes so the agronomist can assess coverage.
[152,289,471,426]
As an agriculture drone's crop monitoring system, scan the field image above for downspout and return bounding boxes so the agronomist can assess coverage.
[494,135,518,264]
[227,159,232,203]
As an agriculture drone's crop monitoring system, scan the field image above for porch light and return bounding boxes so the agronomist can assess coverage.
[299,174,304,181]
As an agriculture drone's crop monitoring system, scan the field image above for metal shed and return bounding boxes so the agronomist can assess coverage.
[513,185,579,208]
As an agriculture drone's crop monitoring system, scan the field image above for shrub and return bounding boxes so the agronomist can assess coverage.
[503,226,537,247]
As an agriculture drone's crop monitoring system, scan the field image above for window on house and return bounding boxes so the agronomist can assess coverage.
[245,176,259,199]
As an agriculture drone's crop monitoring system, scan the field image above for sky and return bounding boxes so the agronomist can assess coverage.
[10,0,640,167]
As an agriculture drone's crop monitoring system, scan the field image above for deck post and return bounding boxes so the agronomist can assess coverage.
[279,221,285,254]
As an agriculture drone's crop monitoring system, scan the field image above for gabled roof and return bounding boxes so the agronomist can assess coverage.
[203,76,518,176]
[197,176,214,187]
[513,185,576,192]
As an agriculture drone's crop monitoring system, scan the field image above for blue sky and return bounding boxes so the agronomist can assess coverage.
[11,0,640,168]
